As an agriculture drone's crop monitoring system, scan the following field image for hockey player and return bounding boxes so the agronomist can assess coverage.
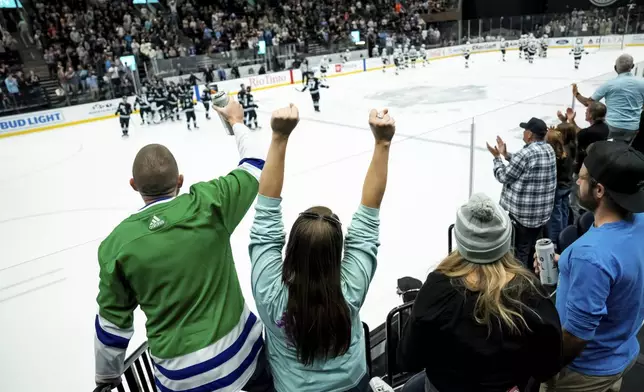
[342,49,350,64]
[134,91,152,125]
[409,46,418,68]
[319,56,329,82]
[301,70,328,112]
[180,91,198,130]
[403,44,410,68]
[372,45,380,58]
[115,96,132,137]
[393,47,403,75]
[167,85,180,121]
[419,44,428,66]
[570,38,587,69]
[500,38,508,62]
[201,86,212,120]
[464,41,471,68]
[242,86,259,129]
[381,47,389,73]
[519,34,527,59]
[155,83,168,121]
[540,34,549,58]
[300,59,310,86]
[237,83,247,104]
[527,38,538,64]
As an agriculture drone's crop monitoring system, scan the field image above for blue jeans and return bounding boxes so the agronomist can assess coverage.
[549,186,571,249]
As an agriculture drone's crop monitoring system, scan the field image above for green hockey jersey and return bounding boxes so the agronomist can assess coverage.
[95,124,266,392]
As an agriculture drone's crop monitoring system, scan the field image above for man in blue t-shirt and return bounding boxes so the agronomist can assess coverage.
[541,141,644,391]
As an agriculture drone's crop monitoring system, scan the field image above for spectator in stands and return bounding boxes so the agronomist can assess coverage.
[487,118,556,268]
[398,193,563,392]
[539,141,644,392]
[558,102,609,218]
[4,73,19,106]
[94,100,272,392]
[546,126,575,246]
[248,107,394,391]
[573,54,644,145]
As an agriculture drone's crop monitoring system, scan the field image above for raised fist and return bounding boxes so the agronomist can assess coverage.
[270,103,300,138]
[369,109,396,142]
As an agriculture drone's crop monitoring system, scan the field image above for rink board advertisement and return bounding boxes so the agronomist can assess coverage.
[4,33,644,139]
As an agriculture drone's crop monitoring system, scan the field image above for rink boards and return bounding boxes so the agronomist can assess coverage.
[2,34,644,139]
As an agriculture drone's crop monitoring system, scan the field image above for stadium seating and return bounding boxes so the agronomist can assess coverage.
[557,224,579,252]
[576,211,595,237]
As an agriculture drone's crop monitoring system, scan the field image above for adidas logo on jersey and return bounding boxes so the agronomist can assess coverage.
[149,215,166,230]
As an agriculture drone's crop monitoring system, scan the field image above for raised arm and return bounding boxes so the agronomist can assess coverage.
[258,104,300,198]
[362,109,396,209]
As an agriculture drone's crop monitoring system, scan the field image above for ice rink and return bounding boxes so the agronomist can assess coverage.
[1,46,643,391]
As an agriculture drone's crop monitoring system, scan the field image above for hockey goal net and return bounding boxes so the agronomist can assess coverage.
[596,35,625,51]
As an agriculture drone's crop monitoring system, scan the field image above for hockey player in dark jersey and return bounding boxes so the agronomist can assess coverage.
[115,96,132,137]
[155,84,168,121]
[237,83,246,105]
[180,93,198,130]
[167,86,180,121]
[201,87,212,120]
[134,91,152,125]
[301,70,328,112]
[242,86,260,129]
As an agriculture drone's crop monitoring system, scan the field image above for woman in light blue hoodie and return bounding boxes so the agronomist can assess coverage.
[248,104,395,392]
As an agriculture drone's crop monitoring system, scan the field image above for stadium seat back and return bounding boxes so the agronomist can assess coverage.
[557,225,579,252]
[576,211,594,237]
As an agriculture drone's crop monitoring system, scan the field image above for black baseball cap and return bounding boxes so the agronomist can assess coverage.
[585,141,644,213]
[519,117,548,138]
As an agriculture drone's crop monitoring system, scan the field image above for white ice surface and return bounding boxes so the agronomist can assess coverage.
[1,47,642,392]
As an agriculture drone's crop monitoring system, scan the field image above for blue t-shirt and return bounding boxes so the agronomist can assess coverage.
[591,72,644,131]
[556,213,644,376]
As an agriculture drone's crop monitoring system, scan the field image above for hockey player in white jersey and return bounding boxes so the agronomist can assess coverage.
[540,35,549,58]
[393,47,403,75]
[319,55,329,82]
[500,38,508,62]
[403,44,410,68]
[419,44,428,66]
[372,45,380,58]
[527,38,538,64]
[464,41,471,68]
[409,46,418,68]
[342,49,350,63]
[519,34,527,59]
[570,38,587,69]
[381,47,389,73]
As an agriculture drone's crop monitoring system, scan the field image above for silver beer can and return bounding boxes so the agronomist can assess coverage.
[536,238,558,286]
[211,91,234,135]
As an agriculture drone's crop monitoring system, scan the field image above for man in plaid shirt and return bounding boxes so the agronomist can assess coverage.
[487,117,556,268]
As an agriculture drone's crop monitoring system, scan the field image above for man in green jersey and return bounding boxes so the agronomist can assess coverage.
[94,99,272,392]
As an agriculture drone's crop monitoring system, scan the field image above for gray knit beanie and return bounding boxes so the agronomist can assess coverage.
[454,193,512,264]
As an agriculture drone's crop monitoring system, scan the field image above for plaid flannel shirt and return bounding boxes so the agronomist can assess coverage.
[493,141,556,228]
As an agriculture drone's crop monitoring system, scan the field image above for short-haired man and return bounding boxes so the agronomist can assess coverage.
[573,54,644,144]
[540,142,644,392]
[94,100,273,392]
[487,117,556,268]
[558,102,610,217]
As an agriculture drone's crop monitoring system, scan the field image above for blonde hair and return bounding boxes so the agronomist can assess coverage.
[435,251,544,335]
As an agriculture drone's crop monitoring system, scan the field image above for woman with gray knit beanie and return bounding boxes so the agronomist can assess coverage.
[397,193,563,392]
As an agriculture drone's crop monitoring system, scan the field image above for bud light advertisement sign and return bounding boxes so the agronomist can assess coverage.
[0,111,64,135]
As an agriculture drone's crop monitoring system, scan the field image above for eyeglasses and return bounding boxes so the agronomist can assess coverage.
[299,211,342,226]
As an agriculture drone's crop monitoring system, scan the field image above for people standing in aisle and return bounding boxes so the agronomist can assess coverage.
[180,91,198,130]
[134,92,151,125]
[486,117,556,268]
[94,99,272,392]
[301,71,328,112]
[397,193,563,392]
[557,102,609,219]
[115,96,132,137]
[570,39,586,70]
[243,86,260,129]
[538,141,644,392]
[545,126,575,247]
[464,41,471,68]
[573,54,644,144]
[500,38,508,62]
[248,105,394,392]
[201,86,212,120]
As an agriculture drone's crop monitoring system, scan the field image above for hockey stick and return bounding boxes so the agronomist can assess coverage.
[294,86,305,92]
